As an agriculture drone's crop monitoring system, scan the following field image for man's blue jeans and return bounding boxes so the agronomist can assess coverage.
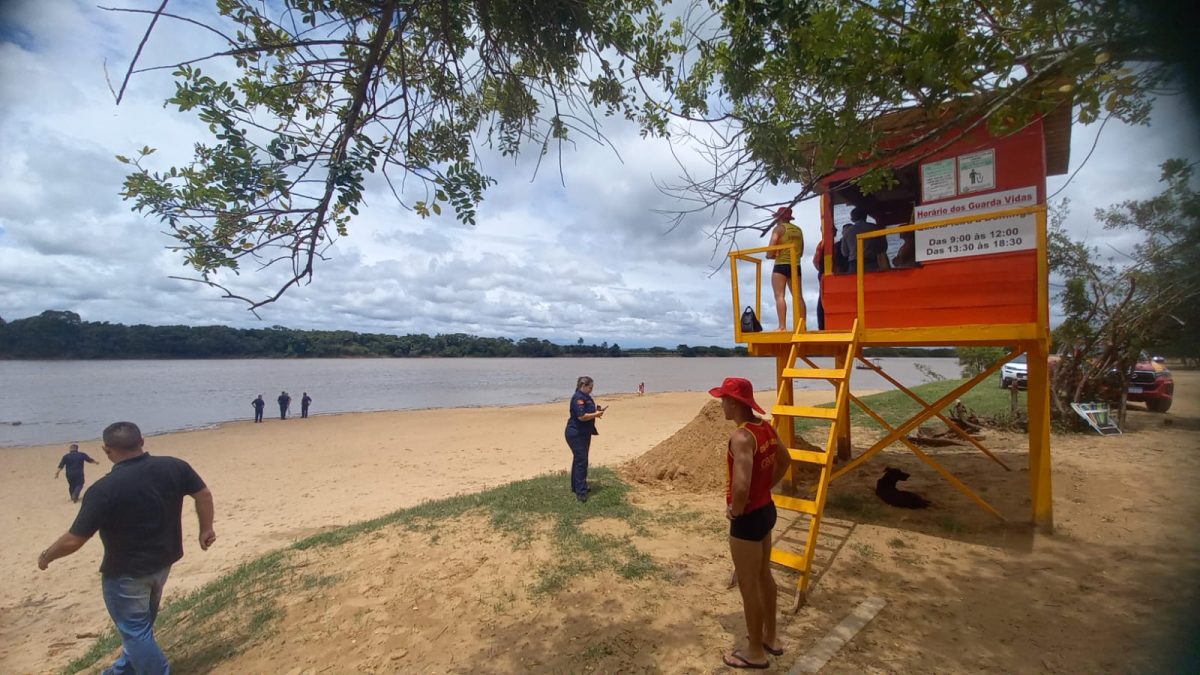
[100,567,171,675]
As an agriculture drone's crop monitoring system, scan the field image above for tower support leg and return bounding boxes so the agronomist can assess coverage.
[1027,341,1054,532]
[835,349,852,461]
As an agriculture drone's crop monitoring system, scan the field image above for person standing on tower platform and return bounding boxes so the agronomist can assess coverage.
[765,206,806,332]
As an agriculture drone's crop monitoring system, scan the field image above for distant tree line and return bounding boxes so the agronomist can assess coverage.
[863,346,955,358]
[0,311,750,359]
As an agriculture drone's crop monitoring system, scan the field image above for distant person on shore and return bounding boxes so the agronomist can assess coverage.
[709,377,790,670]
[277,391,290,420]
[564,376,605,503]
[55,443,98,503]
[251,394,266,423]
[37,421,216,675]
[638,382,645,396]
[301,392,312,419]
[765,206,806,332]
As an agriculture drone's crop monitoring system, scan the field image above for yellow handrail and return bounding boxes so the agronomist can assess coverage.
[728,241,802,339]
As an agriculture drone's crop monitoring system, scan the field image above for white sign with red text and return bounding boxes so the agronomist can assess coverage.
[914,186,1038,262]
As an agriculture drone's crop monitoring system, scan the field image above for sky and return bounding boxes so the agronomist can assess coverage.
[1,1,1197,348]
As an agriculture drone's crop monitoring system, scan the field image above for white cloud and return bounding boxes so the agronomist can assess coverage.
[1,1,1196,346]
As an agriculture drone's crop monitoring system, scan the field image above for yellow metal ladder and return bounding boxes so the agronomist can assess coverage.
[769,321,859,609]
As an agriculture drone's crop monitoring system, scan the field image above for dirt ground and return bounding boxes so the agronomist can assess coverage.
[145,371,1200,674]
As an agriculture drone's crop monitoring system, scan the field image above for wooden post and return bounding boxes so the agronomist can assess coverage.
[1027,340,1054,532]
[835,348,852,461]
[776,350,798,493]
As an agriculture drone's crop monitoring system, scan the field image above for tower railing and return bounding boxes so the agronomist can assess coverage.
[728,240,803,341]
[851,204,1047,333]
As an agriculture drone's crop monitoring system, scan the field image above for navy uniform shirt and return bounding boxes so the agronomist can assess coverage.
[58,451,93,479]
[70,453,206,577]
[565,389,599,436]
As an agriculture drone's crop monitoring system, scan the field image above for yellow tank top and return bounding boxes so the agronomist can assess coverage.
[775,222,804,265]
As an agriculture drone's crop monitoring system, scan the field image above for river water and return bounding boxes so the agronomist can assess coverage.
[0,357,962,447]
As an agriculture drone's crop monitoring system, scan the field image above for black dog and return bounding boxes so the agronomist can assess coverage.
[875,467,931,509]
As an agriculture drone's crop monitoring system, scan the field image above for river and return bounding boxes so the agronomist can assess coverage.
[0,357,962,447]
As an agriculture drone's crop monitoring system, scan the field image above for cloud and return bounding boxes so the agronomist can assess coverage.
[0,1,1196,348]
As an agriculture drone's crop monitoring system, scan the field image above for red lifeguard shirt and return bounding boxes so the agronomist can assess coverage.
[726,418,780,513]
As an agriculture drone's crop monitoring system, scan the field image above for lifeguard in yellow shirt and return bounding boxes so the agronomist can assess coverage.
[765,206,806,332]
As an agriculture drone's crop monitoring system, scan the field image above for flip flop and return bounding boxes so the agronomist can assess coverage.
[747,635,783,656]
[722,650,769,670]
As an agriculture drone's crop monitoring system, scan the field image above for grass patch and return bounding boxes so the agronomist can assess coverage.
[300,572,342,590]
[792,378,1028,434]
[887,537,909,548]
[825,491,885,520]
[295,466,668,596]
[936,515,968,535]
[584,642,615,658]
[66,468,666,673]
[65,553,289,674]
[63,631,120,674]
[850,542,880,560]
[490,590,518,614]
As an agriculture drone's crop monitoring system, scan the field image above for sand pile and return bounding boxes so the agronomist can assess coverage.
[620,400,734,492]
[620,400,823,493]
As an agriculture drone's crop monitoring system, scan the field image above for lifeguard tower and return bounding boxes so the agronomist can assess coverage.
[728,101,1071,606]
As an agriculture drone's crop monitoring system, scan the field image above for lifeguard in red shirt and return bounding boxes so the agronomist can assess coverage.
[709,377,790,669]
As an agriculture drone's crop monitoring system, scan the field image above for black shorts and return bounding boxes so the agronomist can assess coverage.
[772,263,793,279]
[730,501,777,541]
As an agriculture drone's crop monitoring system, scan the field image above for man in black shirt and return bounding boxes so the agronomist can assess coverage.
[55,443,98,502]
[301,392,312,418]
[278,390,291,419]
[37,421,216,675]
[251,394,266,422]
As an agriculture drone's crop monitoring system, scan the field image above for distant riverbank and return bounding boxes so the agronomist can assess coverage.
[1,310,955,360]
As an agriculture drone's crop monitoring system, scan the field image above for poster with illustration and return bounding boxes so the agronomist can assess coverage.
[958,149,995,193]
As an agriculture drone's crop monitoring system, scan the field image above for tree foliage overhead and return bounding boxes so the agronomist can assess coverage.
[668,0,1173,230]
[115,0,1181,306]
[115,0,679,307]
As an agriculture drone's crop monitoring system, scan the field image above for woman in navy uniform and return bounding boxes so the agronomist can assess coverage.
[564,376,605,502]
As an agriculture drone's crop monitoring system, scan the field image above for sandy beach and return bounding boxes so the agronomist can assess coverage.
[0,387,844,673]
[7,375,1196,674]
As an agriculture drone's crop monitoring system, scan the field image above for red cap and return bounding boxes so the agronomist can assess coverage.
[774,206,793,221]
[708,377,765,414]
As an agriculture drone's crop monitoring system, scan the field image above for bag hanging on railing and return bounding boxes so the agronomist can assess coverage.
[740,306,763,333]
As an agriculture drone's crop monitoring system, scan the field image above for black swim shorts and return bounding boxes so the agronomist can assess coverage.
[729,501,777,542]
[772,263,793,279]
